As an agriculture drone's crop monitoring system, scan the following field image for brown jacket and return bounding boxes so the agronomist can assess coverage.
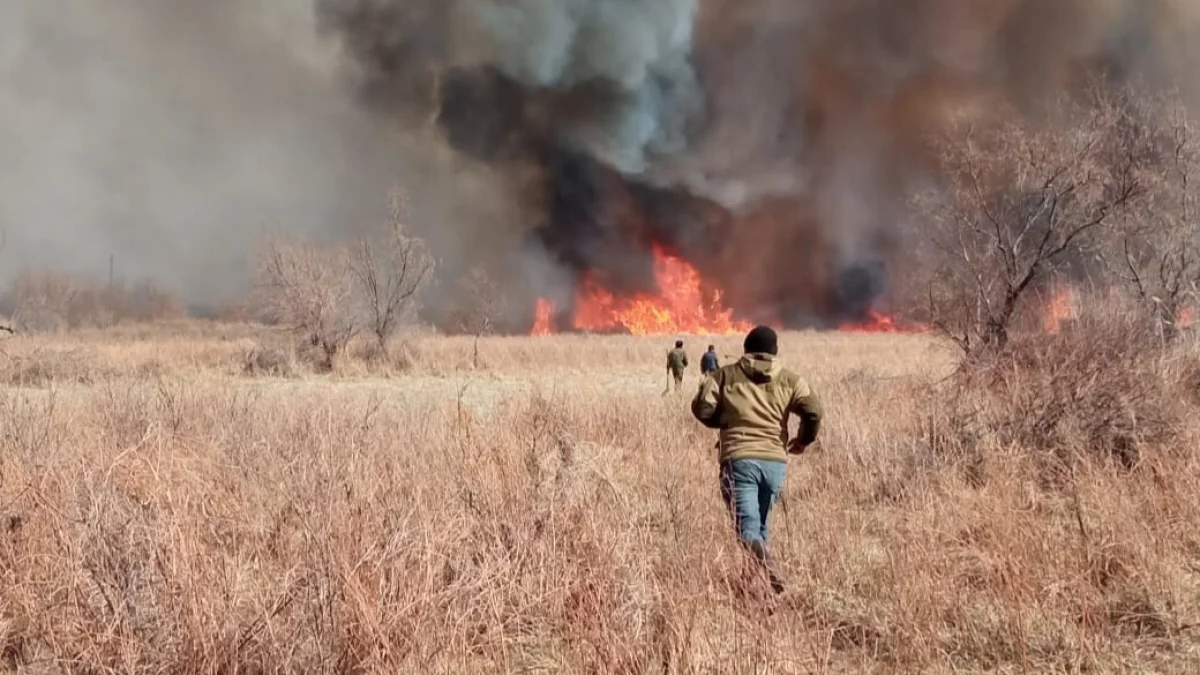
[690,353,822,463]
[667,347,689,374]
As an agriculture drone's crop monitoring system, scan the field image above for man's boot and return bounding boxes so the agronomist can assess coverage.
[747,540,785,595]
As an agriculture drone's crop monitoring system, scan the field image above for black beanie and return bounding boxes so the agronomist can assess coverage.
[743,325,778,355]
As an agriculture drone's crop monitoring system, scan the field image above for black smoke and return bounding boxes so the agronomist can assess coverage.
[315,0,1200,333]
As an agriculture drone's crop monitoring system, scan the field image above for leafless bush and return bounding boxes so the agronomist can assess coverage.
[917,89,1144,354]
[445,267,509,368]
[0,346,104,387]
[346,192,435,356]
[250,236,361,370]
[447,266,508,337]
[248,191,434,369]
[241,342,297,378]
[2,270,184,332]
[6,270,78,332]
[0,231,11,335]
[1102,92,1200,341]
[926,303,1186,483]
[124,279,186,322]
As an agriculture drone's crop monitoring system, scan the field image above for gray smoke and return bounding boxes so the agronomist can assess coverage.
[316,0,703,172]
[6,0,1200,328]
[0,0,402,304]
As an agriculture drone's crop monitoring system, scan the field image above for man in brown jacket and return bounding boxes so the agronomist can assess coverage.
[666,339,689,392]
[690,325,822,594]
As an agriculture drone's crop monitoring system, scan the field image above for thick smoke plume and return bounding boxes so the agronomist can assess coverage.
[6,1,1200,328]
[317,0,1200,331]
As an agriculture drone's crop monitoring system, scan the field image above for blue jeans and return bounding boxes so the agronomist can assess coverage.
[719,459,786,546]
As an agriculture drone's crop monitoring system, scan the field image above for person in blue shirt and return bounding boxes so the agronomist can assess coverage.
[700,344,720,376]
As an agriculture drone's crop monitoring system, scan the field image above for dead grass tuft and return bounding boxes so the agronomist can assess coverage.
[0,345,106,386]
[928,309,1188,483]
[241,341,298,378]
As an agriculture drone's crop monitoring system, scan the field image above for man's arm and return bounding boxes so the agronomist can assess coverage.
[787,379,823,452]
[691,370,724,429]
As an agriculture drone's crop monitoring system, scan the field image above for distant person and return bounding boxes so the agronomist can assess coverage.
[700,344,719,376]
[690,325,822,595]
[666,339,689,392]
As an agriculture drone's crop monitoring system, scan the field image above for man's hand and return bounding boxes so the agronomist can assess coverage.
[788,438,820,455]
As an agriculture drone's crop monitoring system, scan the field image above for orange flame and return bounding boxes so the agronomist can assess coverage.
[531,298,554,336]
[840,310,908,333]
[531,246,930,336]
[1044,285,1078,334]
[535,246,753,336]
[1178,306,1196,329]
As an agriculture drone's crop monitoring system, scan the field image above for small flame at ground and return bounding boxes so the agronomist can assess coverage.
[1044,285,1079,334]
[531,298,554,336]
[838,310,927,333]
[1178,306,1196,329]
[535,246,753,336]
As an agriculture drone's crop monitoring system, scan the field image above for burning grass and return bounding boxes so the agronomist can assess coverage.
[534,245,755,336]
[0,321,1198,673]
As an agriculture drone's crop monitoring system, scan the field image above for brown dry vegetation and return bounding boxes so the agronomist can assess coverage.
[0,270,185,334]
[0,315,1198,674]
[0,74,1198,675]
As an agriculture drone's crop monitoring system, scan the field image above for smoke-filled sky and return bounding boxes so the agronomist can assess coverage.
[4,0,1200,323]
[0,0,404,303]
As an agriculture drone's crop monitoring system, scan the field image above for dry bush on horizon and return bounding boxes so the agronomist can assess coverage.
[915,87,1143,354]
[0,269,185,333]
[248,198,436,370]
[1105,93,1200,341]
[251,235,363,371]
[927,300,1195,483]
[346,191,436,358]
[908,83,1200,359]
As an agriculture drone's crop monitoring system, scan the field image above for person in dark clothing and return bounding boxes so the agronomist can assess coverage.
[666,340,689,392]
[700,345,719,375]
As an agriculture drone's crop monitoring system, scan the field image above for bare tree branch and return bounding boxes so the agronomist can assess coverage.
[916,88,1154,353]
[346,191,436,355]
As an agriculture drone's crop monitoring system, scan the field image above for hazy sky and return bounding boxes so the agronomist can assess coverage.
[0,0,401,303]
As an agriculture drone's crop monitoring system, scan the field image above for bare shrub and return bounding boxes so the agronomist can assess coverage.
[2,270,184,332]
[241,342,297,378]
[7,270,78,332]
[1103,93,1200,341]
[346,192,436,356]
[454,267,508,336]
[124,278,186,322]
[917,89,1144,354]
[0,231,12,334]
[447,267,509,369]
[250,236,361,371]
[0,346,103,387]
[927,303,1183,482]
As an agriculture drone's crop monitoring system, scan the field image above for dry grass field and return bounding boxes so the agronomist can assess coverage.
[0,321,1198,673]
